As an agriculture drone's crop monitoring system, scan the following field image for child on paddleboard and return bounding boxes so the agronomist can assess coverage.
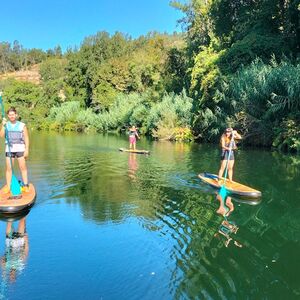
[0,107,30,193]
[217,127,242,182]
[128,126,140,150]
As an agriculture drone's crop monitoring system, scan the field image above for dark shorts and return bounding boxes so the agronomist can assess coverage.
[221,150,234,161]
[6,152,24,158]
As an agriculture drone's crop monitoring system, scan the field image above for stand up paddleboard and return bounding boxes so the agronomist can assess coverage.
[198,173,261,198]
[0,183,36,213]
[119,148,150,155]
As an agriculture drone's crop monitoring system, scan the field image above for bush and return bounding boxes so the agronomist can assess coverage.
[146,90,193,132]
[44,91,194,140]
[273,118,300,153]
[225,58,300,146]
[49,101,81,124]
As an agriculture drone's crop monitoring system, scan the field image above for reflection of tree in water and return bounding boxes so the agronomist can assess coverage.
[62,153,132,223]
[60,140,195,225]
[46,134,299,298]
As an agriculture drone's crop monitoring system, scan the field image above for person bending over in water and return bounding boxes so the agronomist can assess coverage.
[218,127,241,182]
[0,107,30,193]
[128,126,140,150]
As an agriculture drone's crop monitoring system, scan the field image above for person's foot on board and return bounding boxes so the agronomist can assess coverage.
[2,185,10,194]
[22,184,30,193]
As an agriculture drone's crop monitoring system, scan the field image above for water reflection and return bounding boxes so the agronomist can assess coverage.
[0,210,31,299]
[216,194,235,217]
[214,194,242,248]
[15,132,299,299]
[128,153,138,181]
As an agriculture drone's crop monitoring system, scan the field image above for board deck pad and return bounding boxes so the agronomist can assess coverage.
[0,183,36,213]
[198,173,261,198]
[119,148,150,154]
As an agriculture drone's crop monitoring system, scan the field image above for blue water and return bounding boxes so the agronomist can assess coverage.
[0,132,299,299]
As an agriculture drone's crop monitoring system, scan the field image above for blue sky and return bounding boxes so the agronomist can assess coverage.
[0,0,183,51]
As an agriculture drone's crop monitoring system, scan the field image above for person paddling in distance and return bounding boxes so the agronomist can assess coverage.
[217,127,242,183]
[0,107,30,193]
[128,126,140,150]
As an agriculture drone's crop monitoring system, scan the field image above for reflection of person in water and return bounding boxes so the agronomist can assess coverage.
[215,220,242,248]
[0,217,29,284]
[214,195,242,248]
[216,194,234,217]
[128,153,138,180]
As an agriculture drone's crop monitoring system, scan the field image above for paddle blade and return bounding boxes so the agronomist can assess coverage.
[219,185,227,201]
[10,175,22,196]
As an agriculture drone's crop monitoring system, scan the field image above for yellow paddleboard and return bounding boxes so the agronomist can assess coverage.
[119,148,150,154]
[198,173,261,198]
[0,183,36,213]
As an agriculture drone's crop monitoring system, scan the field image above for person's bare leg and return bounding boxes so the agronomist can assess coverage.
[218,160,227,180]
[17,217,26,234]
[5,157,13,192]
[228,160,234,181]
[133,142,136,150]
[6,222,12,236]
[225,197,234,216]
[216,194,227,216]
[17,157,28,185]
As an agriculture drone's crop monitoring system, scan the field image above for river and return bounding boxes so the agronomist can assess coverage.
[0,132,299,299]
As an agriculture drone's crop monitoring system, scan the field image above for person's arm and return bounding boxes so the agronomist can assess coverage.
[232,130,241,150]
[23,126,29,159]
[233,130,242,140]
[135,130,140,139]
[221,136,230,151]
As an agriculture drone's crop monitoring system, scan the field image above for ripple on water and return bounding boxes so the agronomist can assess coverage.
[2,133,298,299]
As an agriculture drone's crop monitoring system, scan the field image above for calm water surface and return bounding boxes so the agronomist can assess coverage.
[0,132,299,300]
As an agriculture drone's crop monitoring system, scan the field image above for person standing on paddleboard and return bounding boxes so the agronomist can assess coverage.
[128,126,140,150]
[218,127,241,182]
[0,107,30,193]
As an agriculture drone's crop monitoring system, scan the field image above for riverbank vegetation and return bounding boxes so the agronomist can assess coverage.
[0,0,299,151]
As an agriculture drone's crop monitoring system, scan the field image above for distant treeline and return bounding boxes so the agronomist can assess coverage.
[0,0,299,152]
[0,40,62,72]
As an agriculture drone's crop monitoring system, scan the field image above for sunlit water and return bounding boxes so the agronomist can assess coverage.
[0,132,299,299]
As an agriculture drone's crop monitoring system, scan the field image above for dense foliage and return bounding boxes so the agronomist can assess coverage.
[171,0,300,151]
[0,0,299,151]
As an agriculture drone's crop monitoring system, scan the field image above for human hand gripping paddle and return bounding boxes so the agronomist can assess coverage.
[218,133,235,217]
[0,93,22,197]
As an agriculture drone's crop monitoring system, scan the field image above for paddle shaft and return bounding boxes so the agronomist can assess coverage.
[222,133,235,185]
[0,95,22,195]
[219,133,235,217]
